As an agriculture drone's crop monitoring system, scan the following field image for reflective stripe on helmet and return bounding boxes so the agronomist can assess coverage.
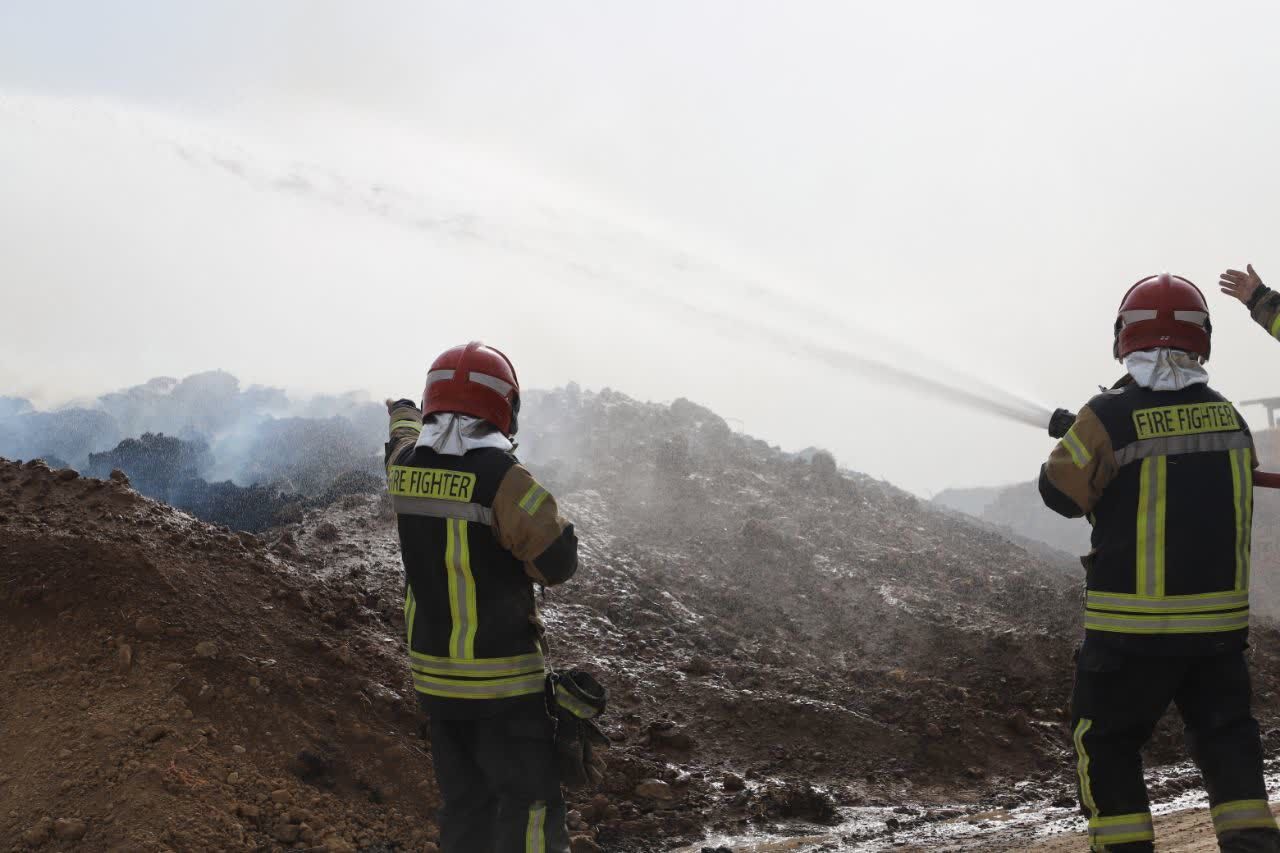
[468,372,514,397]
[1119,309,1158,325]
[427,367,512,397]
[423,342,521,434]
[1114,273,1212,360]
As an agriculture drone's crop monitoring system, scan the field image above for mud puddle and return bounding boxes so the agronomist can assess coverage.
[676,758,1280,852]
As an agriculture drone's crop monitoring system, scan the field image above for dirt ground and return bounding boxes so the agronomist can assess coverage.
[1014,804,1279,852]
[0,460,442,851]
[6,388,1280,851]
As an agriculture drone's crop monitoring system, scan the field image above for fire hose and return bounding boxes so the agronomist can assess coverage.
[1048,408,1280,488]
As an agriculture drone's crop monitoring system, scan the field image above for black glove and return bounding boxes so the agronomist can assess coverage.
[386,398,419,413]
[548,670,610,790]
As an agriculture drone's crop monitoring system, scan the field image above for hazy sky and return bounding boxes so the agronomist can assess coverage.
[3,1,1280,495]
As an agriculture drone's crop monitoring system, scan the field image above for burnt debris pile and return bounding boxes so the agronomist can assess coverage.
[0,372,384,531]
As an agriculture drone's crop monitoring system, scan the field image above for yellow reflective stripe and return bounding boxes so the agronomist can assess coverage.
[445,517,476,655]
[1061,428,1092,469]
[519,482,550,515]
[1074,719,1098,822]
[1270,312,1280,338]
[1244,448,1255,590]
[1088,811,1155,847]
[1212,799,1278,834]
[411,651,545,678]
[410,650,544,668]
[390,419,422,433]
[1115,431,1253,467]
[525,801,547,853]
[1231,448,1254,590]
[1135,457,1167,597]
[1084,609,1250,634]
[1155,456,1167,596]
[404,586,417,648]
[445,520,460,657]
[1232,447,1245,589]
[412,671,547,699]
[444,519,478,659]
[390,495,494,525]
[555,684,602,719]
[1086,589,1249,613]
[458,521,476,657]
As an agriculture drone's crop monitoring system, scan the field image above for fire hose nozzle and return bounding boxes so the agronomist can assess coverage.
[1048,408,1077,439]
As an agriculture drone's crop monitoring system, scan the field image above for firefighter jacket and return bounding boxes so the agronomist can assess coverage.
[385,401,578,717]
[1249,284,1280,341]
[1039,379,1256,653]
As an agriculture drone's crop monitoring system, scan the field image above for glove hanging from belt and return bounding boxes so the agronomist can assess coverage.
[547,670,610,790]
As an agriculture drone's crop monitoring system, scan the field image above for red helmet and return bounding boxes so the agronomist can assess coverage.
[1113,273,1212,361]
[422,342,521,435]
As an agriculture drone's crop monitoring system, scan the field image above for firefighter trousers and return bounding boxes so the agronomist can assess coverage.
[1071,643,1279,852]
[428,704,571,853]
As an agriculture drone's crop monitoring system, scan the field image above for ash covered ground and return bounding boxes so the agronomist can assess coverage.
[4,379,1280,851]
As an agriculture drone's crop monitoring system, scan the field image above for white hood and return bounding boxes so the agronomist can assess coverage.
[1123,348,1209,391]
[414,413,513,456]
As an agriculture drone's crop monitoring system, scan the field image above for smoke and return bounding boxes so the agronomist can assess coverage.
[0,369,385,491]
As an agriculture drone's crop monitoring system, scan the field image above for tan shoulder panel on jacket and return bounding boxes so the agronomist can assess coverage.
[1043,404,1117,515]
[493,464,569,582]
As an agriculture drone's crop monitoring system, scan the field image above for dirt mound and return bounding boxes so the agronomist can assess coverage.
[0,459,437,851]
[261,388,1148,848]
[8,386,1280,851]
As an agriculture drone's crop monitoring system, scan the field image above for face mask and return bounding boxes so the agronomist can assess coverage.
[1123,348,1209,391]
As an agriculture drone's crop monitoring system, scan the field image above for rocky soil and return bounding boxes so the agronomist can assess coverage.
[4,386,1280,851]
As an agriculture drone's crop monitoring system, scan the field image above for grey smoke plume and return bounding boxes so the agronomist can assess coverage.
[0,370,385,488]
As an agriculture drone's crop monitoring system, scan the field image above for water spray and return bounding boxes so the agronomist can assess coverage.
[12,95,1275,491]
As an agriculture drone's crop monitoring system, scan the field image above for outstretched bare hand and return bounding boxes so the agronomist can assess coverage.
[1219,265,1264,305]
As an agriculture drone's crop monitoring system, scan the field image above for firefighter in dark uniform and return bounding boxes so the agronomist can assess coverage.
[386,341,578,853]
[1041,274,1280,852]
[1220,264,1280,340]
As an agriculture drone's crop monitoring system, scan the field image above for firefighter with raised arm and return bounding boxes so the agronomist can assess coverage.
[1220,264,1280,341]
[1040,275,1280,853]
[385,342,586,853]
